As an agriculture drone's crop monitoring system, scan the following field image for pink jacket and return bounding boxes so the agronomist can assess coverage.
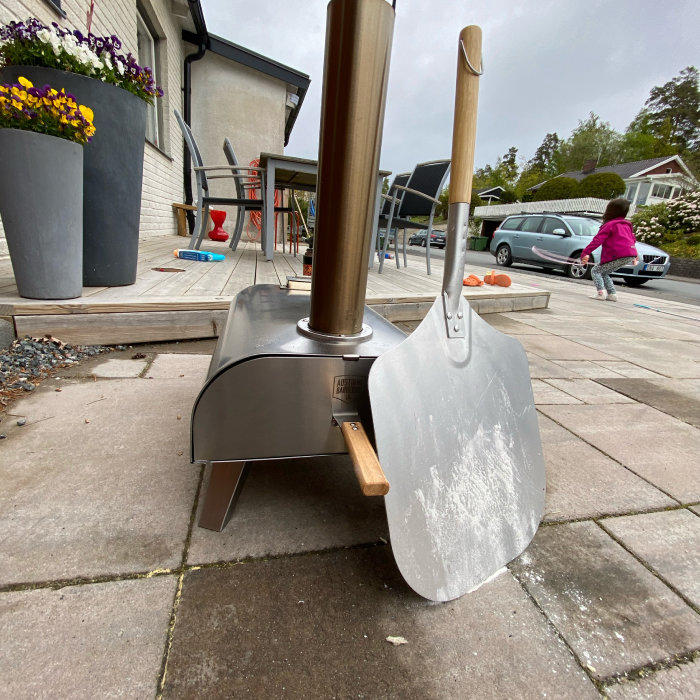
[582,218,637,264]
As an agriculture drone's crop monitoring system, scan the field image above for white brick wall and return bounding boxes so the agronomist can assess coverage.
[0,0,185,255]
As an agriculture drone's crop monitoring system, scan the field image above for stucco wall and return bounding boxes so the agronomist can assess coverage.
[0,0,185,256]
[189,51,288,241]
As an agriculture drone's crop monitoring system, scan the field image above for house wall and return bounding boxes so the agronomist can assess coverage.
[645,161,682,176]
[0,0,185,256]
[188,51,288,239]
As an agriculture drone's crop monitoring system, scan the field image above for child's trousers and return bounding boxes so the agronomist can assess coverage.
[591,257,636,294]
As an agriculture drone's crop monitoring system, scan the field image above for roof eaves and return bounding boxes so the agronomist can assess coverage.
[183,30,310,144]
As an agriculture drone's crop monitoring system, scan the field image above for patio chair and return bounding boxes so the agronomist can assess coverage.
[378,159,451,275]
[375,172,410,270]
[175,109,265,250]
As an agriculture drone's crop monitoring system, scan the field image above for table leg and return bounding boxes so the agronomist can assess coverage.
[264,164,275,260]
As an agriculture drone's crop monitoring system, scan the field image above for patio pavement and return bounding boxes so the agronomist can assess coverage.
[0,270,698,698]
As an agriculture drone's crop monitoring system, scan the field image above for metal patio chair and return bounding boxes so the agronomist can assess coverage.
[378,159,451,275]
[375,172,410,270]
[175,109,265,250]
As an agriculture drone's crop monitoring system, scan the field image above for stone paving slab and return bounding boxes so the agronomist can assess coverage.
[569,337,700,379]
[511,335,618,361]
[691,505,700,516]
[544,378,636,404]
[146,352,212,380]
[593,361,666,379]
[0,378,200,585]
[480,313,548,335]
[0,576,176,698]
[604,659,700,699]
[90,357,149,378]
[164,547,598,699]
[600,509,700,608]
[537,415,674,521]
[531,379,582,405]
[526,352,580,379]
[188,456,389,565]
[511,521,700,681]
[549,360,628,379]
[537,403,700,503]
[595,378,700,428]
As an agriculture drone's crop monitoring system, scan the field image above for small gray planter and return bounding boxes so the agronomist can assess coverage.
[0,66,147,287]
[0,129,83,299]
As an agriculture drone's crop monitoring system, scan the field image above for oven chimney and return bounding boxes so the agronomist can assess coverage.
[309,0,395,336]
[582,158,597,175]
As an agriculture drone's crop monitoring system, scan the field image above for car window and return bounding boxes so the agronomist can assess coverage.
[563,217,600,236]
[541,217,566,234]
[520,217,544,233]
[501,216,525,230]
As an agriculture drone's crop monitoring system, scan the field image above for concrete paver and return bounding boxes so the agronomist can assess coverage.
[604,660,700,699]
[1,268,699,697]
[91,357,149,378]
[188,457,389,564]
[600,509,700,607]
[543,378,636,404]
[538,403,700,502]
[164,548,598,699]
[595,377,700,428]
[537,414,675,521]
[0,377,200,585]
[531,379,582,404]
[0,577,177,698]
[511,521,700,681]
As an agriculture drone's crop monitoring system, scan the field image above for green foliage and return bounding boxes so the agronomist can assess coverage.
[528,133,560,175]
[631,189,700,247]
[578,172,625,199]
[687,234,700,245]
[554,113,623,172]
[532,177,580,201]
[643,66,700,152]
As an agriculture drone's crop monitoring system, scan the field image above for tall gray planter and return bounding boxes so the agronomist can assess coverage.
[0,129,83,299]
[0,66,147,286]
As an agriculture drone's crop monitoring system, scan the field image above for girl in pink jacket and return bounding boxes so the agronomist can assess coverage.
[581,198,638,302]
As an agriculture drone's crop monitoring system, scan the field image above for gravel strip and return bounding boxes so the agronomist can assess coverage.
[0,336,125,412]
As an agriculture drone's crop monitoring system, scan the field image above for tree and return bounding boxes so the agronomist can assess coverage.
[528,133,560,175]
[532,177,580,201]
[641,66,700,153]
[555,113,623,172]
[578,172,625,199]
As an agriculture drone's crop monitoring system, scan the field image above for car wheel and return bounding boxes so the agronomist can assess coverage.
[624,278,648,287]
[421,239,426,247]
[567,253,591,279]
[495,244,512,267]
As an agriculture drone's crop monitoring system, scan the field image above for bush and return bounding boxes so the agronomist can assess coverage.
[631,189,700,245]
[578,172,625,199]
[687,234,700,245]
[533,177,580,201]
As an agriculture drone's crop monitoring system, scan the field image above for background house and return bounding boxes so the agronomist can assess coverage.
[0,0,308,253]
[530,156,697,214]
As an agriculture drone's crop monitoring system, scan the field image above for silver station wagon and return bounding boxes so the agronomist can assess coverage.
[489,213,670,286]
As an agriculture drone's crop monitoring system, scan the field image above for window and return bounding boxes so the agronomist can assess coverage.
[541,217,566,235]
[44,0,67,17]
[520,217,544,233]
[625,183,638,202]
[136,12,161,148]
[502,216,525,230]
[651,183,673,199]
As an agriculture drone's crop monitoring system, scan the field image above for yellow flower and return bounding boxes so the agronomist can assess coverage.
[18,76,33,89]
[79,104,94,122]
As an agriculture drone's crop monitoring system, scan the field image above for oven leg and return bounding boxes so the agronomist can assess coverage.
[198,461,249,532]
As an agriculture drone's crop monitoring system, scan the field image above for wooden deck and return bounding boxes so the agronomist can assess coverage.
[0,235,549,345]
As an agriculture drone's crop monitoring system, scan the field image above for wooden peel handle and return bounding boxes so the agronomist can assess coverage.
[449,25,482,205]
[340,421,390,496]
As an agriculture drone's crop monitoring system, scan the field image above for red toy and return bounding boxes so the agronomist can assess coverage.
[208,209,229,242]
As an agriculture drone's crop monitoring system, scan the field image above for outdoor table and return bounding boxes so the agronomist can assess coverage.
[258,152,390,261]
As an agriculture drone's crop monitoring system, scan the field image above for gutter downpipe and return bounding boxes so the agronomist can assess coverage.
[183,0,208,232]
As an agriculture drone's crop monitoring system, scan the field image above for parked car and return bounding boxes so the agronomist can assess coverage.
[408,230,447,249]
[489,213,670,286]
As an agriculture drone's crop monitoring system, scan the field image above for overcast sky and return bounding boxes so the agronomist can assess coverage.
[200,0,699,177]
